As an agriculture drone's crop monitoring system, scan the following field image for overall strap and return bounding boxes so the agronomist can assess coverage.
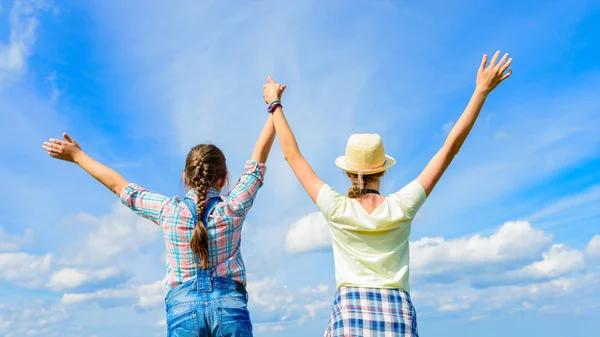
[182,196,222,277]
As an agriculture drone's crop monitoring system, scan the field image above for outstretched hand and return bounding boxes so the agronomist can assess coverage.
[263,75,286,104]
[476,51,513,95]
[42,132,83,163]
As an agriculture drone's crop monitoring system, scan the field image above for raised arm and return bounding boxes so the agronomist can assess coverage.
[251,114,277,163]
[416,51,513,196]
[42,133,129,195]
[263,76,325,202]
[225,112,278,216]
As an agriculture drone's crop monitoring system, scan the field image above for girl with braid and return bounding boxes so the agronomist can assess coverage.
[264,52,512,336]
[41,84,285,337]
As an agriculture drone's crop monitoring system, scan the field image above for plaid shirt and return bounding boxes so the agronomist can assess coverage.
[120,160,266,291]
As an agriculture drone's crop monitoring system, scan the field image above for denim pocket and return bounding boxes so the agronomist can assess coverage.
[219,306,253,337]
[167,309,199,337]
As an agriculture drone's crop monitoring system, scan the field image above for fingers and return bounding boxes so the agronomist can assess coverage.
[267,75,274,84]
[500,57,513,74]
[50,138,66,146]
[496,53,509,70]
[42,143,60,156]
[280,84,287,95]
[42,142,60,150]
[489,51,501,68]
[479,54,488,73]
[501,69,512,81]
[63,132,74,143]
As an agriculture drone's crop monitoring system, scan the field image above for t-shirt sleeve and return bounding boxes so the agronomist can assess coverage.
[393,180,427,218]
[315,184,343,221]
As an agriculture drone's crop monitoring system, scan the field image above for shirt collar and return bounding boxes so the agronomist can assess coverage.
[185,187,221,200]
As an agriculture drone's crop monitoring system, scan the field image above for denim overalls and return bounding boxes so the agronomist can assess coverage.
[164,197,253,337]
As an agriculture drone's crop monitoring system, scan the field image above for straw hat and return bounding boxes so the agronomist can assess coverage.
[334,134,396,175]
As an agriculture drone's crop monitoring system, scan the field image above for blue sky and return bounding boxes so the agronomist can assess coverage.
[0,0,599,336]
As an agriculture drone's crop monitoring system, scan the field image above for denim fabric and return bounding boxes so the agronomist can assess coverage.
[165,270,253,337]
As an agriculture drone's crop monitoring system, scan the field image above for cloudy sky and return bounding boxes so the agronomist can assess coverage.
[1,0,599,336]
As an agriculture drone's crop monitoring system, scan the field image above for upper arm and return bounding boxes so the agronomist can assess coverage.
[416,145,456,196]
[287,153,325,203]
[119,183,170,225]
[227,161,266,216]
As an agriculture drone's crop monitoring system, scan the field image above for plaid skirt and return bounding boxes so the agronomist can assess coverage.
[324,286,419,337]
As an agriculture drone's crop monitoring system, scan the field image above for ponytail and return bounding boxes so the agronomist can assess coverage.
[346,172,383,198]
[185,144,227,270]
[189,166,211,269]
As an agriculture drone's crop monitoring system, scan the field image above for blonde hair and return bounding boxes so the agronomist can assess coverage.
[346,172,383,198]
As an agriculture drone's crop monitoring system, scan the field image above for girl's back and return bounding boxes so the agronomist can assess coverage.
[315,181,426,290]
[120,160,265,291]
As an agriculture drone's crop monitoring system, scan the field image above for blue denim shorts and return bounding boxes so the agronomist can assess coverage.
[165,275,253,337]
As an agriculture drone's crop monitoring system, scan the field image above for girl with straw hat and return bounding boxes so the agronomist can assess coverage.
[263,51,512,336]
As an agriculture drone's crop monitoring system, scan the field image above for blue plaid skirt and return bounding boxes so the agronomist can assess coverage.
[324,286,419,337]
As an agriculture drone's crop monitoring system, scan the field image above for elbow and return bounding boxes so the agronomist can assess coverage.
[443,137,464,156]
[283,150,301,163]
[441,143,460,158]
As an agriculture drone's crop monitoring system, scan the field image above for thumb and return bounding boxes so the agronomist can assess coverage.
[63,132,75,143]
[280,84,287,95]
[267,75,274,84]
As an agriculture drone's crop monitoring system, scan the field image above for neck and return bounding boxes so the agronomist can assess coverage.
[364,181,381,191]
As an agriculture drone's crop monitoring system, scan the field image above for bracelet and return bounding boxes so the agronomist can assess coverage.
[268,102,282,113]
[269,99,281,105]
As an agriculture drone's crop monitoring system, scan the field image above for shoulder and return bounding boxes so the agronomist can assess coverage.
[316,184,345,218]
[390,180,427,218]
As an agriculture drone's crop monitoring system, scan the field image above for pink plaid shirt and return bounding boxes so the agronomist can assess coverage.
[120,160,266,291]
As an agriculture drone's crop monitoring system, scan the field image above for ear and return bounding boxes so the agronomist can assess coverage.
[218,174,228,189]
[182,172,188,186]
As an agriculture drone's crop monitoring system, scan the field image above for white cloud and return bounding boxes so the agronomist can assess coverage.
[0,301,70,337]
[285,212,330,254]
[0,227,33,251]
[438,302,470,312]
[61,280,164,311]
[0,251,128,291]
[247,277,331,329]
[247,277,295,313]
[0,252,52,288]
[415,273,600,318]
[517,244,585,278]
[48,267,122,291]
[0,0,50,85]
[585,235,600,259]
[68,202,160,264]
[253,322,287,333]
[411,221,551,275]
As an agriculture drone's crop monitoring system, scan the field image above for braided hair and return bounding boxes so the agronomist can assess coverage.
[185,144,227,269]
[346,172,383,198]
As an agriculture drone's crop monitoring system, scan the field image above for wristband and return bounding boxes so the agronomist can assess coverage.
[269,100,281,105]
[268,102,282,113]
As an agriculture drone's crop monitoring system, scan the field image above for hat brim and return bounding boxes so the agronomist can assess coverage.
[334,155,396,174]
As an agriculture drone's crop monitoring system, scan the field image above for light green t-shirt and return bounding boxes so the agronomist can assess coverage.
[316,180,427,291]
